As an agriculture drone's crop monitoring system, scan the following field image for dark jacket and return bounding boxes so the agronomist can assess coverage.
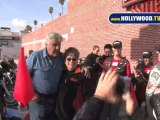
[73,97,105,120]
[56,67,92,120]
[73,97,156,120]
[85,53,101,73]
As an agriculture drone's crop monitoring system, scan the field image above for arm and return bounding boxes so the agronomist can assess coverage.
[84,54,92,68]
[80,67,91,79]
[26,52,37,76]
[73,97,104,120]
[102,58,108,72]
[126,60,131,77]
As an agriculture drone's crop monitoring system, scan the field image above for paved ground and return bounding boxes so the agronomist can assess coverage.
[6,106,29,120]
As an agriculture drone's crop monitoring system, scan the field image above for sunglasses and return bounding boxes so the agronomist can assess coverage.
[66,58,77,62]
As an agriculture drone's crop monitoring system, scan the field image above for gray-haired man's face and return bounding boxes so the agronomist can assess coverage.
[46,38,61,57]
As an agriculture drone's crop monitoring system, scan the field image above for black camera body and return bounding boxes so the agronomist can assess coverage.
[136,59,150,82]
[136,59,145,72]
[79,57,86,66]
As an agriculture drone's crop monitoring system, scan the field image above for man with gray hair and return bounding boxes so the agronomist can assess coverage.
[26,32,64,120]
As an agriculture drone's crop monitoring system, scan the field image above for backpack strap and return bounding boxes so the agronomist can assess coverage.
[117,57,127,75]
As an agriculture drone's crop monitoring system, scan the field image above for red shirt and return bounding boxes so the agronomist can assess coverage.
[143,66,152,75]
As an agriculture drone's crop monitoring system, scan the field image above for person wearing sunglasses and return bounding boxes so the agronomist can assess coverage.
[56,47,91,120]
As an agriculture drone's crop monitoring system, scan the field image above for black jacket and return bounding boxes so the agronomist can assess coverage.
[56,67,92,120]
[73,97,104,120]
[85,53,101,73]
[73,97,156,120]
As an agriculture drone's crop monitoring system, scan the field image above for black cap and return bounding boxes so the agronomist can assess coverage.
[143,51,152,58]
[155,44,160,51]
[112,40,122,49]
[104,44,112,50]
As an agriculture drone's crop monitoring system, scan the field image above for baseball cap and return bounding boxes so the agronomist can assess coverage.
[143,51,152,58]
[112,40,122,49]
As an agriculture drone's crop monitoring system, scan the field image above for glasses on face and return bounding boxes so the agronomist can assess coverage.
[66,58,77,62]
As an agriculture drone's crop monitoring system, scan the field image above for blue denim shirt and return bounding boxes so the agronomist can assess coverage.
[26,48,64,94]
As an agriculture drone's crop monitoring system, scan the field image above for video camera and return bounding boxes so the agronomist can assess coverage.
[136,59,144,72]
[79,57,86,66]
[97,55,105,64]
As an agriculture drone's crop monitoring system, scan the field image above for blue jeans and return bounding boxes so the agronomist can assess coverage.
[29,99,58,120]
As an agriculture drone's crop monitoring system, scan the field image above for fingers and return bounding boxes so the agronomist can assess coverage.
[99,72,105,83]
[103,68,117,84]
[103,68,114,82]
[82,67,91,79]
[110,72,118,86]
[85,71,91,79]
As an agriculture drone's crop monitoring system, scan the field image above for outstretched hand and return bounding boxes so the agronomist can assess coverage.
[94,68,121,103]
[94,68,137,116]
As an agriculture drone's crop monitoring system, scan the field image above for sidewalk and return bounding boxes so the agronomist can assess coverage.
[6,106,29,120]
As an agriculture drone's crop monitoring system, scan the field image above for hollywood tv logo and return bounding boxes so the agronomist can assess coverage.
[109,0,160,24]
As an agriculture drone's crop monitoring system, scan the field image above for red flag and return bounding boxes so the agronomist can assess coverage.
[14,47,35,108]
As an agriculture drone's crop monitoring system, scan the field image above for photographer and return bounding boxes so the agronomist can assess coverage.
[84,45,102,96]
[133,51,153,107]
[96,44,113,68]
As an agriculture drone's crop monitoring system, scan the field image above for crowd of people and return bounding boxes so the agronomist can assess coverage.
[26,32,160,120]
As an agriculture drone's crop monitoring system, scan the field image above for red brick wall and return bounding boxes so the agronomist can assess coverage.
[22,0,160,63]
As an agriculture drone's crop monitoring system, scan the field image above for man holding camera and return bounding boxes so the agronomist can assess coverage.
[96,44,113,67]
[133,51,153,107]
[102,40,132,120]
[84,45,102,96]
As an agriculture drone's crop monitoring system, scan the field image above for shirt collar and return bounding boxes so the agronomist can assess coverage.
[42,48,48,58]
[42,48,64,60]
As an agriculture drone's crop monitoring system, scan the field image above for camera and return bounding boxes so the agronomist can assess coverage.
[79,57,86,66]
[136,59,144,72]
[98,56,104,64]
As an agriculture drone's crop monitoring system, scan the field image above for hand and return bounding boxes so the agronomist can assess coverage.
[96,57,100,63]
[122,92,136,116]
[154,87,160,94]
[81,67,91,79]
[132,66,140,78]
[94,68,121,103]
[32,95,38,101]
